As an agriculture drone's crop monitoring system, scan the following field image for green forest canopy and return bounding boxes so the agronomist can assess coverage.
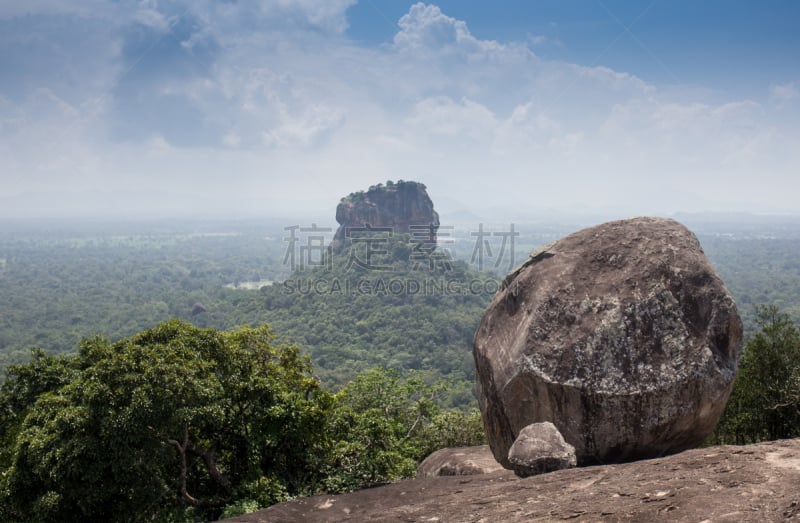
[0,320,485,522]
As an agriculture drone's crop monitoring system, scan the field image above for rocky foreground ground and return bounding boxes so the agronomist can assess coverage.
[224,439,800,522]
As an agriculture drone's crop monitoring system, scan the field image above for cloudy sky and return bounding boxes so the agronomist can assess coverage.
[1,1,799,220]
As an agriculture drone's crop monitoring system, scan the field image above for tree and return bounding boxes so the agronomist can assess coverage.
[321,368,444,492]
[0,320,330,522]
[714,305,800,444]
[0,349,79,468]
[416,408,487,460]
[1,323,492,521]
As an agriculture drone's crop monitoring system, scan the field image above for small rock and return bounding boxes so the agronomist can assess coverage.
[507,422,577,477]
[316,499,335,510]
[417,445,504,477]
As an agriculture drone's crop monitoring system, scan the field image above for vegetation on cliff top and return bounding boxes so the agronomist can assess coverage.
[341,180,426,203]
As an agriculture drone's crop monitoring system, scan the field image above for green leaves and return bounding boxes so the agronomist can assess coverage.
[0,320,328,522]
[714,305,800,444]
[319,368,485,493]
[0,322,489,521]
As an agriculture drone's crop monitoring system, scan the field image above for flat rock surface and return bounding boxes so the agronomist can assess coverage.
[223,439,800,522]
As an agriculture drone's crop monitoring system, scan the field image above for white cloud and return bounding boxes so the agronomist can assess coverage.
[0,0,113,19]
[133,4,172,32]
[262,103,345,148]
[770,82,798,103]
[493,102,567,153]
[394,2,502,56]
[0,2,798,218]
[183,0,357,38]
[600,99,765,156]
[222,131,241,148]
[528,34,548,46]
[0,88,108,204]
[272,0,357,33]
[406,97,497,142]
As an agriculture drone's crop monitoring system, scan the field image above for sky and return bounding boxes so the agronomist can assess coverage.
[1,1,799,221]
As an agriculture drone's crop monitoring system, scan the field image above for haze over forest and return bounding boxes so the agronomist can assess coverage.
[1,1,799,220]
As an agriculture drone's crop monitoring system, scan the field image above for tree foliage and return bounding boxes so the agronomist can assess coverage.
[0,321,330,522]
[713,305,800,444]
[322,369,443,492]
[0,322,486,522]
[260,234,496,405]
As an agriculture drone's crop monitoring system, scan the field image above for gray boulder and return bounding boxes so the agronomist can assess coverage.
[417,445,503,477]
[473,217,743,467]
[507,422,577,477]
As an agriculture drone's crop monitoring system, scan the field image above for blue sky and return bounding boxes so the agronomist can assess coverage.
[348,1,800,94]
[0,1,798,219]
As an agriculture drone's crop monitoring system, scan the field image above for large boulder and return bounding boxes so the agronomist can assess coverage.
[507,422,577,477]
[473,217,743,467]
[417,446,503,477]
